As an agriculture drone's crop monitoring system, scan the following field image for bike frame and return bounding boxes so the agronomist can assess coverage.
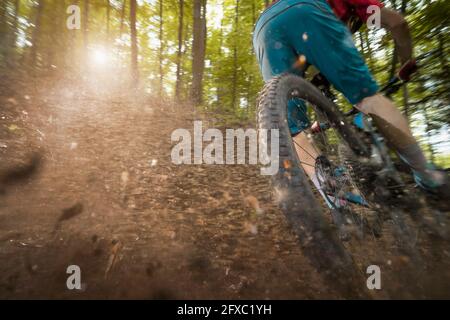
[311,51,434,207]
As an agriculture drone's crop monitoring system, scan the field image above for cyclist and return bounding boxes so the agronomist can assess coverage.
[253,0,447,202]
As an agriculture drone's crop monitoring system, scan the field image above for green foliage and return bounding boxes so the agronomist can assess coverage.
[0,0,448,162]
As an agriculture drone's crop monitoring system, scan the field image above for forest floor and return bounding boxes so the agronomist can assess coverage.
[0,75,449,299]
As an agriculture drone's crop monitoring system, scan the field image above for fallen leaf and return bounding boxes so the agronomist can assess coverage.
[244,195,263,214]
[244,222,258,235]
[8,124,19,131]
[283,159,292,169]
[223,191,232,201]
[105,240,122,278]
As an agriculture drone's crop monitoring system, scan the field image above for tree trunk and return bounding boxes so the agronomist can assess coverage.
[202,0,207,54]
[175,0,184,100]
[216,6,224,106]
[0,0,8,62]
[251,0,256,54]
[358,32,366,56]
[30,0,44,69]
[389,0,407,79]
[231,0,239,110]
[106,0,111,42]
[4,0,20,66]
[10,0,19,49]
[178,7,190,99]
[130,0,139,86]
[364,30,374,70]
[400,0,407,14]
[191,0,207,105]
[120,1,127,35]
[159,0,164,96]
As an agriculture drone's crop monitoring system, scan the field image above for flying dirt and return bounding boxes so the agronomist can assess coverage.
[0,76,449,299]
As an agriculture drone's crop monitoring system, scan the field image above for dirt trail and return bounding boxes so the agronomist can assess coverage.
[0,78,449,299]
[0,79,331,299]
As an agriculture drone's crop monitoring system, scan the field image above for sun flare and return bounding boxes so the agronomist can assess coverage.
[90,48,112,67]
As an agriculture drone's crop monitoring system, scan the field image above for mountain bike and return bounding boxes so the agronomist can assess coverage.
[256,51,447,296]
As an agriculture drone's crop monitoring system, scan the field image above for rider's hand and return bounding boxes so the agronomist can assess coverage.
[398,59,418,82]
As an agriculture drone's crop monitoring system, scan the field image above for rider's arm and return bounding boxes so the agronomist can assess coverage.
[380,7,413,64]
[346,0,413,64]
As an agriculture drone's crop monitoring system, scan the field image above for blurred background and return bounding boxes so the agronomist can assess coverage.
[0,0,448,164]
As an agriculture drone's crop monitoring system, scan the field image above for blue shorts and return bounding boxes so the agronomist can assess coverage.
[253,0,379,135]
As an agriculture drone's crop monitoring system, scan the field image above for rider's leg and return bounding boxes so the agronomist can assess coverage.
[356,94,446,187]
[287,97,341,206]
[293,132,319,182]
[293,132,331,204]
[356,94,415,146]
[287,100,333,204]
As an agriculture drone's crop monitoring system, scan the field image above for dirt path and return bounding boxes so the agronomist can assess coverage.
[0,79,332,299]
[0,78,449,299]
